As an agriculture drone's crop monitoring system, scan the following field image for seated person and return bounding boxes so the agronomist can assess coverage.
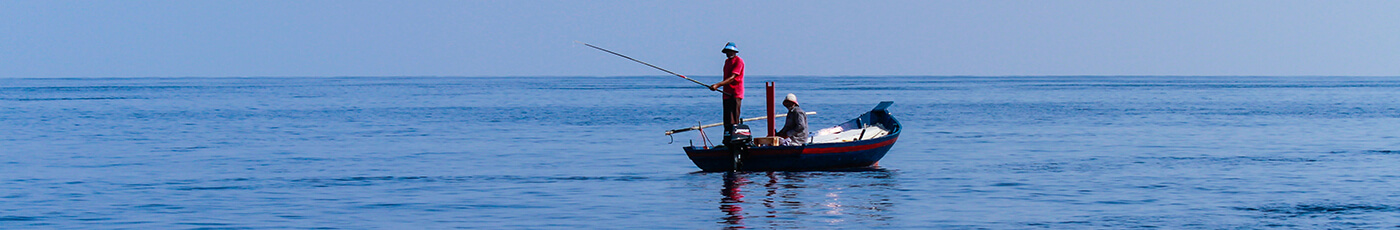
[776,93,808,146]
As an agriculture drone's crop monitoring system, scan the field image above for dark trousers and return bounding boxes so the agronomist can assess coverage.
[722,97,742,136]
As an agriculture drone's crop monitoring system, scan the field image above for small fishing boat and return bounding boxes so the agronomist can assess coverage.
[683,101,901,171]
[579,43,900,171]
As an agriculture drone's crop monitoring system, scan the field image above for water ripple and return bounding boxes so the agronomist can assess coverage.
[1238,203,1400,216]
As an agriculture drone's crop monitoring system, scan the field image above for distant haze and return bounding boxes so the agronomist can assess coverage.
[2,1,1398,78]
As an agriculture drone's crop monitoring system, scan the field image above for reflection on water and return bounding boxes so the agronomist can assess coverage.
[720,172,748,229]
[715,170,898,229]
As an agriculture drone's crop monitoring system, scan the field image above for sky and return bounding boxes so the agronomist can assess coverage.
[2,1,1398,78]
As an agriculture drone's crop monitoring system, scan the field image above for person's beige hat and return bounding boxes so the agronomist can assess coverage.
[784,93,798,105]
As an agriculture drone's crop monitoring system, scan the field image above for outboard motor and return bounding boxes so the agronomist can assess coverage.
[725,123,753,171]
[725,123,753,148]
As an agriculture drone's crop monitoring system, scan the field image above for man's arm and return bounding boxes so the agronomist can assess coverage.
[709,73,738,91]
[776,122,791,138]
[777,110,800,137]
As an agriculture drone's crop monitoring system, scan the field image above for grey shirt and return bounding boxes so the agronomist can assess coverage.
[777,105,808,143]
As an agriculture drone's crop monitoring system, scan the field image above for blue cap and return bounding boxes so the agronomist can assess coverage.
[722,42,738,53]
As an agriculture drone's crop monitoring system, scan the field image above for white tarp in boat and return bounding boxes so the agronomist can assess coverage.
[810,125,889,144]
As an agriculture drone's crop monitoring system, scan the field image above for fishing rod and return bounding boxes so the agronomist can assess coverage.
[576,41,729,95]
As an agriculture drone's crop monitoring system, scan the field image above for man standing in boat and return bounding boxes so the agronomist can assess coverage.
[777,93,808,146]
[709,42,744,138]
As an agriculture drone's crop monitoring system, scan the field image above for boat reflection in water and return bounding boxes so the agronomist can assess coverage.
[715,169,897,229]
[720,172,748,229]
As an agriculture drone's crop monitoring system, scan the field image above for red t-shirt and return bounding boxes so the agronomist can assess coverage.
[722,56,744,99]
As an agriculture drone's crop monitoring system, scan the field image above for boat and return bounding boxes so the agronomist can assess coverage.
[682,101,901,171]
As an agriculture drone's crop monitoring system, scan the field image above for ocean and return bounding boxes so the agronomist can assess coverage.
[3,76,1400,229]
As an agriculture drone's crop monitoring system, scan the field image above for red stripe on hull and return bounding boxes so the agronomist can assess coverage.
[747,149,803,156]
[801,137,898,154]
[687,148,800,157]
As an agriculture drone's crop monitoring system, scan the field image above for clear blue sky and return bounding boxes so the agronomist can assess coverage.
[3,1,1398,78]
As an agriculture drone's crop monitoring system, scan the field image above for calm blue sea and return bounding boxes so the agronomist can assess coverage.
[4,76,1400,229]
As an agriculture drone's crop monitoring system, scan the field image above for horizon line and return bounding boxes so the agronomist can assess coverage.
[4,75,1400,80]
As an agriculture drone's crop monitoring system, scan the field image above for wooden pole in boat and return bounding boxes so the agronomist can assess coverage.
[575,41,731,96]
[665,112,816,136]
[766,82,775,137]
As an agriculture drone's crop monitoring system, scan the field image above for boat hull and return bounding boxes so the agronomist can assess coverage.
[682,101,901,172]
[683,135,898,171]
